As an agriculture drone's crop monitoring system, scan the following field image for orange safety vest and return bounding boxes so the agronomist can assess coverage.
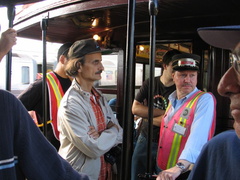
[38,72,65,140]
[157,90,216,170]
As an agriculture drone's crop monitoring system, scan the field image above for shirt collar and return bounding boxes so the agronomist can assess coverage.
[91,87,101,100]
[169,87,199,103]
[72,78,102,99]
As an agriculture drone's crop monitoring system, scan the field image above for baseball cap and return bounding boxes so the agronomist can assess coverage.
[172,53,200,71]
[57,42,73,60]
[67,38,111,59]
[198,25,240,50]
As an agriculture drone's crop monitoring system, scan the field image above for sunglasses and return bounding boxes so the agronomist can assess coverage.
[231,43,240,74]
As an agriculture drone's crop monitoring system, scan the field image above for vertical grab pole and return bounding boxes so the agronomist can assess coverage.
[40,18,48,137]
[6,4,15,91]
[120,0,136,179]
[146,0,158,179]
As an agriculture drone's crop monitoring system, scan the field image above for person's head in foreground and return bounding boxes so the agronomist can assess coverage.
[198,25,240,138]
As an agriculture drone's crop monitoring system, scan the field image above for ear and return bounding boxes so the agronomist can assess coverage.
[172,72,175,79]
[162,63,167,70]
[59,55,66,64]
[77,62,82,72]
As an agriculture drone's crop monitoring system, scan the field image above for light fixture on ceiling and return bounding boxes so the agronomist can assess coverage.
[92,18,99,27]
[139,45,145,51]
[93,34,101,41]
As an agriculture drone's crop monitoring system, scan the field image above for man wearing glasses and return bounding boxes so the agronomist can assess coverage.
[188,25,240,180]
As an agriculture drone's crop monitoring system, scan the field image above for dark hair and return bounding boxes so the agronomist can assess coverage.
[162,49,182,65]
[65,57,85,77]
[57,42,73,61]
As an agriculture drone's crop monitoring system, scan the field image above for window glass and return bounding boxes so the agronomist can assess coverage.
[145,64,162,80]
[135,63,143,86]
[98,54,118,86]
[22,66,30,84]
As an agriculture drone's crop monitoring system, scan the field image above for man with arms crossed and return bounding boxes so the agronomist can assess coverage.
[58,39,123,180]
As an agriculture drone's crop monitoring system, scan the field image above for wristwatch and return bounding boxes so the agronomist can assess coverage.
[176,162,186,173]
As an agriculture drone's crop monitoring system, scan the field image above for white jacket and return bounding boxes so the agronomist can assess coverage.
[58,79,123,180]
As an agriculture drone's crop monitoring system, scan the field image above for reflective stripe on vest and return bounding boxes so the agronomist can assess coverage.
[157,90,216,170]
[38,72,64,140]
[46,72,64,107]
[166,91,204,169]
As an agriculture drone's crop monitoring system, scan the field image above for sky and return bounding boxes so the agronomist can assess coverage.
[0,6,62,62]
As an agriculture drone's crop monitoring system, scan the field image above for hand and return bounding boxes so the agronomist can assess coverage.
[107,121,119,131]
[156,166,181,180]
[153,114,164,127]
[88,126,100,139]
[28,111,38,125]
[0,28,17,56]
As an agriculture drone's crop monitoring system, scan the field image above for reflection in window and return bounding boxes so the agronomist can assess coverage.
[22,66,30,84]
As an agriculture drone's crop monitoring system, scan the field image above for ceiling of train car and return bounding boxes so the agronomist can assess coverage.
[0,0,44,6]
[12,0,240,45]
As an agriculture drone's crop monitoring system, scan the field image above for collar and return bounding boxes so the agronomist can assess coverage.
[169,87,199,103]
[91,87,101,100]
[72,78,102,98]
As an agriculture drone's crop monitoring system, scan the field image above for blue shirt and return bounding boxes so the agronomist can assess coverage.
[0,89,89,180]
[188,130,240,180]
[166,87,215,163]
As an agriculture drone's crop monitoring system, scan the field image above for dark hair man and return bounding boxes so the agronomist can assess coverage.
[18,42,73,149]
[131,50,181,179]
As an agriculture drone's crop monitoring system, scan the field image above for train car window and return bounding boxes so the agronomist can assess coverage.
[229,52,235,65]
[21,66,30,84]
[97,53,118,87]
[135,42,192,87]
[135,63,143,86]
[37,63,56,73]
[94,51,122,104]
[145,64,162,80]
[202,50,210,92]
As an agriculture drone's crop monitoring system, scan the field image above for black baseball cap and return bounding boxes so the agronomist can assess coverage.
[57,42,74,60]
[68,38,111,59]
[172,53,200,71]
[198,25,240,50]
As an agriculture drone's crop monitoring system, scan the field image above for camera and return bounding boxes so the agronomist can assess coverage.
[104,145,122,165]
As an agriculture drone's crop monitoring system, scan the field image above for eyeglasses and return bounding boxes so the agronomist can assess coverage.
[231,43,240,75]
